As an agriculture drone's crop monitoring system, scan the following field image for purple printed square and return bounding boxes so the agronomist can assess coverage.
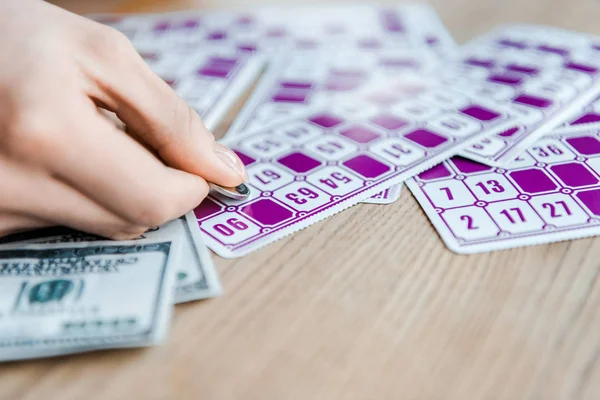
[340,125,380,143]
[451,157,492,174]
[329,69,366,79]
[537,44,568,56]
[464,58,495,68]
[194,198,223,220]
[309,114,344,128]
[404,129,448,148]
[236,16,254,25]
[426,36,439,45]
[418,162,452,181]
[271,89,309,103]
[567,136,600,155]
[343,155,390,178]
[209,57,237,65]
[162,78,176,87]
[296,39,319,49]
[325,79,362,91]
[513,94,553,109]
[577,189,600,216]
[565,62,598,74]
[509,169,557,193]
[382,11,404,32]
[572,113,600,125]
[154,22,170,32]
[266,27,287,37]
[234,150,256,166]
[551,163,599,187]
[505,64,538,75]
[182,19,200,29]
[379,58,418,68]
[370,114,408,130]
[460,105,501,121]
[358,38,382,49]
[139,52,159,62]
[497,38,527,49]
[488,73,524,86]
[499,127,520,137]
[206,31,227,40]
[280,81,313,89]
[241,199,293,226]
[238,44,257,52]
[278,152,322,173]
[197,64,232,78]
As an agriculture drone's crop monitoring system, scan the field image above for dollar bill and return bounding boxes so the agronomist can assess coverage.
[0,240,178,362]
[0,213,221,303]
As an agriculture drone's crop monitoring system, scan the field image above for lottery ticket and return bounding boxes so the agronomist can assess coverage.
[407,128,600,253]
[195,64,521,257]
[452,25,600,166]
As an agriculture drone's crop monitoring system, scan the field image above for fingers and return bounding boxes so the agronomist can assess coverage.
[80,26,247,187]
[0,212,52,238]
[32,103,210,228]
[0,157,148,240]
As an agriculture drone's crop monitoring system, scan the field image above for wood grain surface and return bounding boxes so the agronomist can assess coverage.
[4,0,600,399]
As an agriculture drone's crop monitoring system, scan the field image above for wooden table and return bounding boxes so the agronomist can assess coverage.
[4,0,600,398]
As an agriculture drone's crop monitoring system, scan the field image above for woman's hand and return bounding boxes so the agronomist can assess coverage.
[0,0,247,239]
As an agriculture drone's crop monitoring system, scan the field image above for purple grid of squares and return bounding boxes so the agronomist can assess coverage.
[195,115,412,243]
[415,135,600,234]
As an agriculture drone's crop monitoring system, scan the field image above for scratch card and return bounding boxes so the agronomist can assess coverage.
[194,76,515,257]
[407,128,600,253]
[453,25,600,166]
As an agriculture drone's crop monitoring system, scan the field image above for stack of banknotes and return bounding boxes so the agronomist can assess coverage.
[0,216,221,361]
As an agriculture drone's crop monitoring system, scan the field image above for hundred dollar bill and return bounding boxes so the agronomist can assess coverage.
[0,240,178,362]
[0,213,221,303]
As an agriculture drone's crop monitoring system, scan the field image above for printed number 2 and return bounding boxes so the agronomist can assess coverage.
[542,201,572,217]
[460,215,478,230]
[213,218,248,237]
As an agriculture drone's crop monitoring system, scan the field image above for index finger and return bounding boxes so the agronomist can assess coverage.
[80,26,247,188]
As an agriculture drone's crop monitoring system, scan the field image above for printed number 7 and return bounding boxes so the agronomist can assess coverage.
[440,187,453,200]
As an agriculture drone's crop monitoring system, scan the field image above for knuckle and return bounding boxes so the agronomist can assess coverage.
[132,199,177,227]
[1,112,62,161]
[86,25,134,58]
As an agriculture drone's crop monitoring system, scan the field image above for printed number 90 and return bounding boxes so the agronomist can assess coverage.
[213,218,248,237]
